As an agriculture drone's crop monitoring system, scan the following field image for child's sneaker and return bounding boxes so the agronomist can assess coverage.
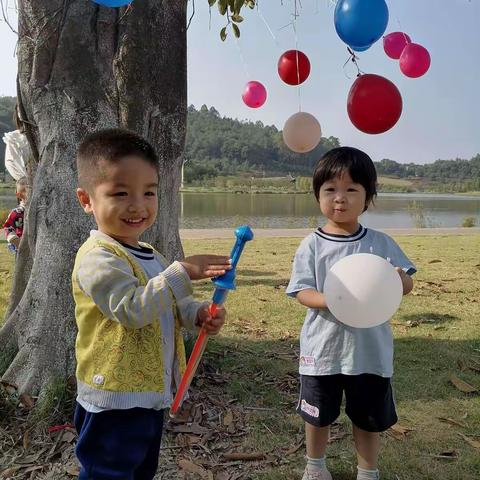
[301,466,333,480]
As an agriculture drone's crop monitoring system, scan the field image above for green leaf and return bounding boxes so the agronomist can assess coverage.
[220,26,227,41]
[234,0,244,14]
[208,0,216,6]
[232,23,240,38]
[218,0,227,15]
[231,14,244,23]
[228,0,235,13]
[247,0,255,9]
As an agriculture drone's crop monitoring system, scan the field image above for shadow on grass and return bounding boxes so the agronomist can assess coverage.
[398,312,459,325]
[199,335,480,408]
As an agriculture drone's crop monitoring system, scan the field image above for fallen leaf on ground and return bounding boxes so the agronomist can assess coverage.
[22,430,31,451]
[169,423,209,434]
[439,449,458,457]
[285,436,304,455]
[449,374,478,393]
[438,417,467,428]
[1,467,21,478]
[428,449,458,460]
[457,433,480,450]
[387,424,414,440]
[223,410,233,427]
[222,452,266,461]
[178,458,210,478]
[64,464,80,476]
[19,393,35,410]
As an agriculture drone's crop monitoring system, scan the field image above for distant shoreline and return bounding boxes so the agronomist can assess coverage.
[1,183,479,197]
[178,189,480,196]
[180,227,480,239]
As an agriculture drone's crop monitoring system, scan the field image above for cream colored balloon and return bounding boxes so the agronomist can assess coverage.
[282,112,322,153]
[324,253,403,328]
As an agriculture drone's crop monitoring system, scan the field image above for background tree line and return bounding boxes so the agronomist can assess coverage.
[2,97,479,192]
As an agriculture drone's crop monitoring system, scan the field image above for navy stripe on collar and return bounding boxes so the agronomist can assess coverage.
[119,242,153,254]
[120,242,154,260]
[315,225,367,242]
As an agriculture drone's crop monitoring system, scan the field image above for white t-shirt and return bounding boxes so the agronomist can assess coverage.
[286,225,416,378]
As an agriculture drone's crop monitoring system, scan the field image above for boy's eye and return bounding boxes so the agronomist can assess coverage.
[113,192,128,196]
[347,188,358,192]
[145,191,156,197]
[324,187,335,192]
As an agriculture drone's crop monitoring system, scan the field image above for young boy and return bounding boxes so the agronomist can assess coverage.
[3,177,27,253]
[286,147,415,480]
[73,128,232,480]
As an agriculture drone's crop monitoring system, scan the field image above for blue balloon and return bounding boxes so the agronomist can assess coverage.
[92,0,132,7]
[334,0,389,49]
[350,44,372,52]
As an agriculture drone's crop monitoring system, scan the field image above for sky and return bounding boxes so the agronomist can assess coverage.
[1,1,479,165]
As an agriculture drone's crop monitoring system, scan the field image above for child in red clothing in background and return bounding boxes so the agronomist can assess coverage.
[3,177,27,253]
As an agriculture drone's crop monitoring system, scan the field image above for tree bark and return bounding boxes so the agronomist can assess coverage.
[0,0,187,399]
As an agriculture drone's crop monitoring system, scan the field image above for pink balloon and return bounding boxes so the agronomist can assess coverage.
[242,81,267,108]
[399,43,431,78]
[383,31,411,59]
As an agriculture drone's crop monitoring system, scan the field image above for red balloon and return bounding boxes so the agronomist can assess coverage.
[278,50,311,85]
[399,43,431,78]
[383,31,411,59]
[347,74,402,134]
[242,81,267,108]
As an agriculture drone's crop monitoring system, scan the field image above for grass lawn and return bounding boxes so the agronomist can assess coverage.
[180,235,480,479]
[0,242,14,323]
[1,235,479,479]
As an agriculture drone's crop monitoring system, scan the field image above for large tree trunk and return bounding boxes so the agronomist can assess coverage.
[0,0,187,399]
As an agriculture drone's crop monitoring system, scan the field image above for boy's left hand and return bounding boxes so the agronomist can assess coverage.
[196,305,226,335]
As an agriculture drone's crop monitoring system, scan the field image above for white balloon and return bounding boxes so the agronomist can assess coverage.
[324,253,403,328]
[282,112,321,153]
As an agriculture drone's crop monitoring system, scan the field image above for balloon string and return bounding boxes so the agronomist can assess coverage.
[393,9,410,45]
[234,36,251,79]
[343,47,363,79]
[293,0,302,112]
[257,6,281,51]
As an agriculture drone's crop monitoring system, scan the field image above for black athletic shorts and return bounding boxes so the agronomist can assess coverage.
[297,374,397,432]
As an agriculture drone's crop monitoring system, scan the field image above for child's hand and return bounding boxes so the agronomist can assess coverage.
[195,305,226,335]
[181,255,231,280]
[395,267,414,295]
[11,237,20,248]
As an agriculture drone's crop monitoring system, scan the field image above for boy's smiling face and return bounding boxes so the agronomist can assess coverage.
[77,155,159,247]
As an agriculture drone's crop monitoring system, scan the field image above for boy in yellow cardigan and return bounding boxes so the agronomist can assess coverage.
[73,129,231,480]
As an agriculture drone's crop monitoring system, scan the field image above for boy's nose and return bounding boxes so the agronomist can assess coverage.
[127,201,144,212]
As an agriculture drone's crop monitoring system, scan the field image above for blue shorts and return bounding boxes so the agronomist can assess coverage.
[297,374,397,432]
[74,403,165,480]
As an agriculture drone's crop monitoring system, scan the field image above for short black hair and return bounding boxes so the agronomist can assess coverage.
[312,146,377,209]
[77,128,159,190]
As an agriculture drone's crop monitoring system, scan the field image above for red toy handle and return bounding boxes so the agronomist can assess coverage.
[170,303,218,416]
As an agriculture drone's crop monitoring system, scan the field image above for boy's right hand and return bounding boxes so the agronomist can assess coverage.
[180,255,232,280]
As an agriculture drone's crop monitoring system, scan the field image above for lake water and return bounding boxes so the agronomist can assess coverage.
[178,192,480,229]
[1,192,479,229]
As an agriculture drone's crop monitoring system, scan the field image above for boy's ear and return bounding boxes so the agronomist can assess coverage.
[76,188,93,214]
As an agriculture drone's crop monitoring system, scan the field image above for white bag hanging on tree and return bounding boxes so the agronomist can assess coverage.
[3,130,30,180]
